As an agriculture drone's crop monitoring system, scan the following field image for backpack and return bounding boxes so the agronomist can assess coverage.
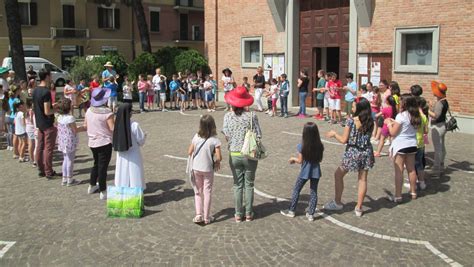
[169,81,179,91]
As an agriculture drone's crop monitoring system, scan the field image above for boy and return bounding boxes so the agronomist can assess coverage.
[159,75,168,112]
[242,77,250,92]
[209,74,217,109]
[343,72,357,121]
[279,74,290,118]
[203,75,215,112]
[312,69,326,120]
[328,72,343,125]
[169,74,180,110]
[189,74,200,109]
[106,76,118,113]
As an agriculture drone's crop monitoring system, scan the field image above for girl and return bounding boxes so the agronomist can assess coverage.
[221,68,235,111]
[137,74,148,113]
[280,122,324,221]
[25,99,36,166]
[7,86,20,157]
[370,86,382,141]
[146,74,155,111]
[64,80,76,116]
[113,103,147,190]
[390,81,401,111]
[57,98,84,186]
[269,78,279,117]
[374,96,397,157]
[188,115,222,224]
[14,101,27,162]
[386,94,421,202]
[122,76,133,104]
[324,97,375,217]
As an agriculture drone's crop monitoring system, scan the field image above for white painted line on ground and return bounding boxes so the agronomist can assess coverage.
[179,111,202,117]
[425,156,474,174]
[0,241,16,258]
[281,131,343,146]
[163,153,463,266]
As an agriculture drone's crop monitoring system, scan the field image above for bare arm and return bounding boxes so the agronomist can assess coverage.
[214,146,222,171]
[289,152,303,165]
[188,143,195,156]
[386,118,401,137]
[44,102,54,116]
[326,126,351,144]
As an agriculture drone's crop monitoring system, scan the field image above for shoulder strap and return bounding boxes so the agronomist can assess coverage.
[249,112,254,131]
[193,137,209,159]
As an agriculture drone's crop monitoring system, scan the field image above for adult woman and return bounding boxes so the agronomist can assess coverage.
[428,81,449,177]
[222,86,262,222]
[84,88,114,200]
[253,66,266,112]
[221,68,236,111]
[297,70,309,118]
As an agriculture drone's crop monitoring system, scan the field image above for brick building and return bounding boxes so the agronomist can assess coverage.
[204,0,474,133]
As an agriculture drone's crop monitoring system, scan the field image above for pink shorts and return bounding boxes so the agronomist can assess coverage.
[272,98,277,108]
[381,124,390,137]
[147,95,154,104]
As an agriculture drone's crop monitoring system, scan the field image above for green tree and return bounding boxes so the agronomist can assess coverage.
[154,47,184,77]
[4,0,26,81]
[174,49,210,75]
[69,52,128,84]
[127,52,158,81]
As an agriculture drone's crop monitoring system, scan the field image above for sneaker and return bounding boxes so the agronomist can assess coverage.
[67,178,80,187]
[193,215,203,224]
[61,178,68,186]
[284,114,288,118]
[46,171,61,179]
[99,191,107,200]
[384,139,391,146]
[279,114,284,117]
[323,200,343,211]
[207,109,211,112]
[306,212,315,221]
[280,209,295,218]
[87,184,99,194]
[316,115,325,121]
[13,155,19,159]
[31,162,37,168]
[162,109,168,112]
[324,116,330,121]
[298,114,306,118]
[354,208,363,217]
[340,122,346,127]
[419,181,427,190]
[18,158,27,163]
[269,114,274,117]
[371,140,379,145]
[265,110,270,114]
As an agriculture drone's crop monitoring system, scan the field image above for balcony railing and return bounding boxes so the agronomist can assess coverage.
[173,30,203,42]
[174,0,204,11]
[51,27,90,39]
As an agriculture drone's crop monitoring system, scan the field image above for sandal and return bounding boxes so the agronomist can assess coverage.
[245,215,253,222]
[193,215,203,224]
[410,192,417,200]
[235,215,242,223]
[204,216,215,225]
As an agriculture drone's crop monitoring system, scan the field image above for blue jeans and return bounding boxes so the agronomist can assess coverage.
[280,96,288,115]
[139,92,146,111]
[289,177,319,215]
[299,92,307,115]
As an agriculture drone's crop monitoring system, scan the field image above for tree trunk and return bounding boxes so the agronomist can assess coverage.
[4,0,26,82]
[132,0,152,53]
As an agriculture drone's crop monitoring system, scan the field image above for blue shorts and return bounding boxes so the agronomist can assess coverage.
[371,111,377,120]
[181,94,188,101]
[205,92,213,102]
[415,147,425,174]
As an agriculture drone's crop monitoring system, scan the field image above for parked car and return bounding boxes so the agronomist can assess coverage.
[2,57,70,86]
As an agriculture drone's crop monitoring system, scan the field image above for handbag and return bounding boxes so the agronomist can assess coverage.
[241,112,267,160]
[107,186,144,218]
[445,108,459,132]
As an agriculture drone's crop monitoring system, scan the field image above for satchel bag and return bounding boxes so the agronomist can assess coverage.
[445,108,459,132]
[241,112,267,160]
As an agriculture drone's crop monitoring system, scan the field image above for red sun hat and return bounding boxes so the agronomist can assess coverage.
[431,81,447,98]
[224,86,254,108]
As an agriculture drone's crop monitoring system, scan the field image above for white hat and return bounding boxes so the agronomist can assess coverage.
[104,61,114,67]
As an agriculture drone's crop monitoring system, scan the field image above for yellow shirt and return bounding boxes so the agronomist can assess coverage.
[416,113,428,148]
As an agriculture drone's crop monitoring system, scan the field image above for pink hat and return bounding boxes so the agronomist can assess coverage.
[224,86,254,108]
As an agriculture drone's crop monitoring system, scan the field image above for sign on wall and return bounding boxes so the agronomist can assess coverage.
[263,54,285,80]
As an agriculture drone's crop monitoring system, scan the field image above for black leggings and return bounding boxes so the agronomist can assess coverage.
[90,143,112,192]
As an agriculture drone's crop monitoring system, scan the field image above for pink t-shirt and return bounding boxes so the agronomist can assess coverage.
[85,107,113,148]
[381,106,394,137]
[138,80,148,93]
[371,95,380,113]
[146,81,155,96]
[382,89,391,107]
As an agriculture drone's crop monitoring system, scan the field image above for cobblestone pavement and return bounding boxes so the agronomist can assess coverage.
[0,105,473,266]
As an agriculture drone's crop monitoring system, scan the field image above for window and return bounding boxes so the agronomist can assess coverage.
[149,7,160,32]
[98,6,120,29]
[62,5,75,28]
[192,25,200,40]
[394,26,439,73]
[18,1,37,26]
[241,36,262,68]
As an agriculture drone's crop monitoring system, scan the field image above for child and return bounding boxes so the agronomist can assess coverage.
[374,96,397,157]
[50,82,57,105]
[280,122,324,221]
[265,78,273,114]
[159,75,168,112]
[64,80,76,116]
[312,70,326,120]
[323,72,331,121]
[146,74,155,111]
[209,74,217,109]
[25,99,36,166]
[106,76,118,113]
[269,78,279,117]
[189,74,199,110]
[57,98,84,186]
[122,76,133,104]
[178,76,188,112]
[187,115,222,225]
[390,81,401,111]
[343,72,357,121]
[13,101,27,162]
[328,73,343,125]
[19,80,28,103]
[113,103,147,190]
[414,96,428,190]
[203,75,215,112]
[386,94,421,202]
[370,86,382,141]
[242,77,250,92]
[27,79,36,97]
[279,74,290,118]
[324,97,375,217]
[76,79,88,118]
[169,74,180,110]
[137,74,148,112]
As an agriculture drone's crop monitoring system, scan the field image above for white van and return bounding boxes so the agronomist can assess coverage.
[2,57,70,86]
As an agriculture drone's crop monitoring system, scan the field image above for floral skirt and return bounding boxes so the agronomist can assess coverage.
[341,146,375,172]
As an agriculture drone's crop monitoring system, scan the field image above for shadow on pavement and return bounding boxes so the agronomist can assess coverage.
[144,179,193,207]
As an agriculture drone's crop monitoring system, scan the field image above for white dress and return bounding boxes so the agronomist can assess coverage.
[114,121,147,190]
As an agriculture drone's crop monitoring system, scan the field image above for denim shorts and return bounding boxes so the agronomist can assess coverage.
[415,147,425,173]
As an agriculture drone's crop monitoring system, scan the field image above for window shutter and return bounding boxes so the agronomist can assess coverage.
[30,2,38,25]
[150,11,160,32]
[98,7,104,28]
[114,8,120,29]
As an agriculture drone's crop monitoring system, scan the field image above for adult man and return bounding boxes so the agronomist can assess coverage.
[27,65,37,81]
[101,61,117,86]
[32,69,59,179]
[152,68,162,109]
[253,66,266,112]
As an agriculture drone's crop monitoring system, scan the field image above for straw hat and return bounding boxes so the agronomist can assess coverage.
[431,81,447,98]
[103,61,114,67]
[224,86,254,108]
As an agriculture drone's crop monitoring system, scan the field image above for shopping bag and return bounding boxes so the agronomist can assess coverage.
[107,186,144,218]
[241,113,267,160]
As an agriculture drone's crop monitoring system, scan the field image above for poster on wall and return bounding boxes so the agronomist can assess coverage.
[370,62,381,85]
[358,54,368,75]
[361,76,369,85]
[263,54,285,80]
